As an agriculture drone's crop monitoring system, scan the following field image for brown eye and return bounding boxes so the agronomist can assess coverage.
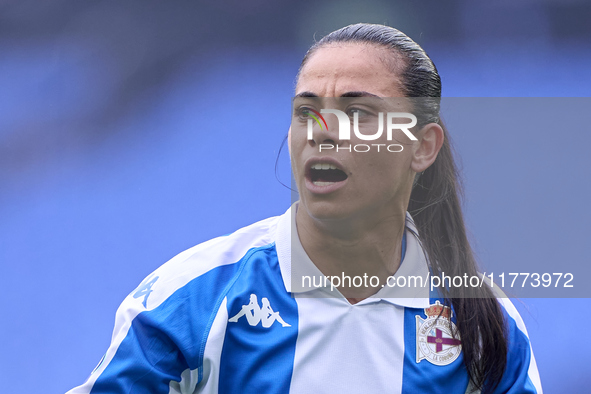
[296,107,313,121]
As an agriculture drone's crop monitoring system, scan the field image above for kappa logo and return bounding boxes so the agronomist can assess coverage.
[133,274,159,308]
[416,301,462,366]
[228,294,291,328]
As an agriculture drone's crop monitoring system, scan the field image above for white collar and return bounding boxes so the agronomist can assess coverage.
[275,202,431,308]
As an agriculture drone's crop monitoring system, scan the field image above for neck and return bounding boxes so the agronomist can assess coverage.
[295,204,406,300]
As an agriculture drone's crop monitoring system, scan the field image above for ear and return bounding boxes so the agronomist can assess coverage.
[287,126,292,155]
[410,122,444,173]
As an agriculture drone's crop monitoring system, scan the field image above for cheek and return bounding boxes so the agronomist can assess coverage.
[351,149,414,188]
[289,134,306,161]
[289,132,308,177]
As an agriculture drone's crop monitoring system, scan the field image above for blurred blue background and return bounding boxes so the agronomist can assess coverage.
[0,1,589,392]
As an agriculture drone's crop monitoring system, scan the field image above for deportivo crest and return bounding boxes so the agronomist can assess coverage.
[416,301,462,366]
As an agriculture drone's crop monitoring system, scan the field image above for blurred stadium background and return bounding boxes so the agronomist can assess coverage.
[0,1,589,392]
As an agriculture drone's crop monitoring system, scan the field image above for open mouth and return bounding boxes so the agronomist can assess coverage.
[309,163,348,186]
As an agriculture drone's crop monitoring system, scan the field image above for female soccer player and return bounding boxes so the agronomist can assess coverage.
[68,23,542,393]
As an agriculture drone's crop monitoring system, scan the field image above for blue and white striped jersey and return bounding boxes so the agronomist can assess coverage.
[68,205,542,394]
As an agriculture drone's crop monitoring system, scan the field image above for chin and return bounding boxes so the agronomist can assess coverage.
[300,199,350,221]
[301,198,374,227]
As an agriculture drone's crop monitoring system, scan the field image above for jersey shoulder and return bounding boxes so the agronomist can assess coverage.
[67,216,284,394]
[131,214,281,312]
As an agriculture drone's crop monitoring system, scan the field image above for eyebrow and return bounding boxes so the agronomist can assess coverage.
[294,91,381,98]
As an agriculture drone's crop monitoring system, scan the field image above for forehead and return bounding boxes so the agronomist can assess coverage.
[296,43,405,97]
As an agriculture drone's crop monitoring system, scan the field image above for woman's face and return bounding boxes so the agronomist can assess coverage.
[290,43,423,225]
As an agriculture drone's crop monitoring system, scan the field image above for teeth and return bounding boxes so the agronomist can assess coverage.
[311,163,338,170]
[313,181,336,186]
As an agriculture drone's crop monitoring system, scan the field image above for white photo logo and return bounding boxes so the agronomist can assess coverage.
[304,108,418,153]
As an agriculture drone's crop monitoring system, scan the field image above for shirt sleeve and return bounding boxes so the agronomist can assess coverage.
[66,273,197,394]
[66,258,239,394]
[66,217,277,393]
